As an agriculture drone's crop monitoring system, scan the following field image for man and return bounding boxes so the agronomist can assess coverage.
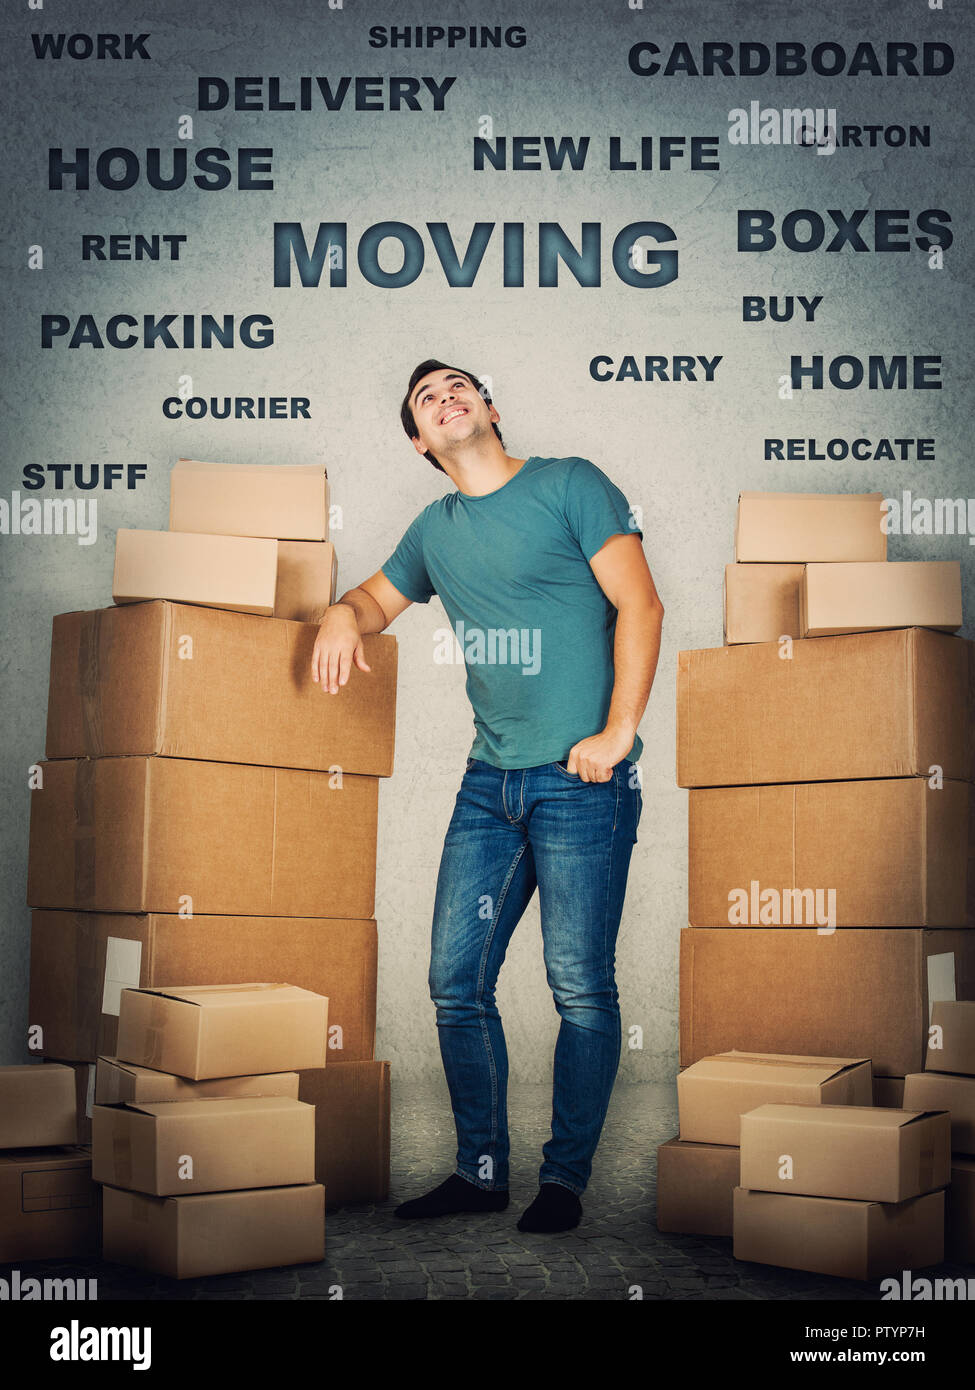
[311,360,664,1233]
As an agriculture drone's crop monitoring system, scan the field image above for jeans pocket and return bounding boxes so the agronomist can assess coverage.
[551,759,581,780]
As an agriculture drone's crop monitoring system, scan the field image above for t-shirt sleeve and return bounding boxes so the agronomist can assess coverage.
[380,510,436,604]
[560,458,644,562]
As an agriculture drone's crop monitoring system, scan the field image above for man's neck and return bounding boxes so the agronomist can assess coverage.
[441,446,529,497]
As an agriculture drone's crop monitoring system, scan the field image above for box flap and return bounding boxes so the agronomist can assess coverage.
[745,1103,935,1130]
[688,1053,867,1085]
[124,1096,311,1119]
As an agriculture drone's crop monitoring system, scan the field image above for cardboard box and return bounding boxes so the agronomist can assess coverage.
[926,1000,975,1075]
[92,1096,315,1195]
[903,1073,975,1154]
[0,1147,100,1262]
[30,910,377,1063]
[27,757,378,917]
[0,1065,77,1148]
[739,1104,950,1202]
[733,1187,944,1281]
[734,491,887,563]
[801,561,962,638]
[677,628,973,788]
[875,1077,906,1109]
[102,1182,324,1278]
[95,1058,299,1107]
[297,1061,390,1206]
[113,529,279,616]
[170,458,329,541]
[116,984,328,1080]
[688,778,972,929]
[680,928,975,1077]
[275,540,337,622]
[678,1053,871,1145]
[46,602,396,775]
[724,563,803,646]
[656,1137,739,1236]
[946,1156,975,1261]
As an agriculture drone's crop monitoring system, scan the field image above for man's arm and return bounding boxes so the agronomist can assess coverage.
[311,570,414,694]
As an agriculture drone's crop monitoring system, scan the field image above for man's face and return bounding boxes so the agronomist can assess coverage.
[409,369,500,458]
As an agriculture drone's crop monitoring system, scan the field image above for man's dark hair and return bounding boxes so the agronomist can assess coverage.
[400,359,505,473]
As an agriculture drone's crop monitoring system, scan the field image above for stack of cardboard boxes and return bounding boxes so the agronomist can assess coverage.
[660,490,975,1277]
[26,459,397,1266]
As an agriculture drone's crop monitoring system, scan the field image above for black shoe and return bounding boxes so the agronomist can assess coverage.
[517,1183,582,1233]
[394,1173,510,1220]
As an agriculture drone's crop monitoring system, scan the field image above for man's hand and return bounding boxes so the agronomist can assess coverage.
[564,724,635,782]
[311,603,372,694]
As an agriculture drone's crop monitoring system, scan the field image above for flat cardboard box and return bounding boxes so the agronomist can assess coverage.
[677,628,973,788]
[680,927,975,1077]
[656,1137,739,1236]
[724,563,804,645]
[92,1095,315,1195]
[0,1147,100,1262]
[739,1104,950,1202]
[116,984,328,1079]
[170,458,330,541]
[903,1072,975,1154]
[678,1053,872,1145]
[733,1187,944,1280]
[297,1061,390,1206]
[102,1181,324,1278]
[113,529,279,616]
[734,491,887,563]
[0,1065,77,1148]
[801,561,962,638]
[946,1156,975,1261]
[95,1057,299,1107]
[875,1077,906,1108]
[275,540,337,622]
[46,601,396,775]
[688,778,972,928]
[27,757,378,917]
[30,910,377,1063]
[926,1000,975,1075]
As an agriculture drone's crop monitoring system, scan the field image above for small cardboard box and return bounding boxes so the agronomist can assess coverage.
[92,1095,315,1195]
[0,1148,100,1262]
[946,1156,975,1261]
[724,563,804,645]
[926,1000,975,1075]
[739,1104,950,1202]
[0,1065,77,1148]
[95,1058,299,1107]
[102,1181,325,1278]
[734,491,887,563]
[275,540,337,622]
[903,1072,975,1154]
[801,561,962,637]
[656,1137,739,1237]
[298,1061,390,1206]
[116,984,328,1079]
[678,1053,872,1146]
[113,529,279,615]
[677,628,973,788]
[733,1187,944,1281]
[170,458,329,541]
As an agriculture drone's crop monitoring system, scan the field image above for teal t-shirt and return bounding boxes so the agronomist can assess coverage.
[380,455,645,770]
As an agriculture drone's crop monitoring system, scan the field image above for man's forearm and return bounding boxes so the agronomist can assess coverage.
[310,587,388,632]
[604,597,664,741]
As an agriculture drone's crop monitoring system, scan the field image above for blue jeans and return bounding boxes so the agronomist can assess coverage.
[428,755,643,1197]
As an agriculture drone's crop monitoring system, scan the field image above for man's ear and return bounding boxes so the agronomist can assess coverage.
[410,435,427,456]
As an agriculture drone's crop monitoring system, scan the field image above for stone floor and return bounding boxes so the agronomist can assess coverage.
[6,1080,973,1301]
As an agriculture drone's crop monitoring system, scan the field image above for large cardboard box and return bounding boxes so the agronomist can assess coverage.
[903,1073,975,1154]
[734,491,887,563]
[724,563,803,645]
[275,540,338,622]
[680,928,975,1077]
[95,1058,299,1106]
[677,628,973,788]
[297,1061,390,1206]
[102,1182,325,1278]
[170,458,330,541]
[116,984,328,1079]
[688,778,972,929]
[46,602,396,776]
[0,1148,100,1261]
[656,1137,739,1236]
[733,1187,944,1280]
[92,1096,315,1195]
[27,757,378,917]
[801,561,962,637]
[30,910,377,1063]
[739,1104,950,1202]
[678,1053,871,1145]
[0,1065,77,1148]
[926,1000,975,1075]
[113,528,279,615]
[946,1156,975,1261]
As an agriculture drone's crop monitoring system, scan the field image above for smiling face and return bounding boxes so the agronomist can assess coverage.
[408,368,501,459]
